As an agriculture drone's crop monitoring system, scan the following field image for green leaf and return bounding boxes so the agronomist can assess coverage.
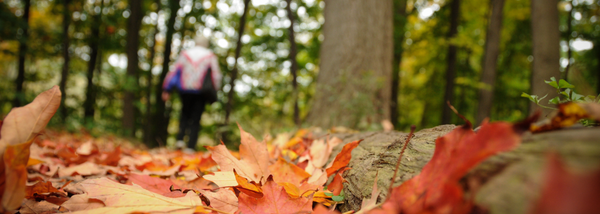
[558,79,575,89]
[571,91,584,101]
[521,93,535,103]
[549,97,560,104]
[545,78,559,89]
[560,88,571,97]
[332,195,344,202]
[324,192,333,197]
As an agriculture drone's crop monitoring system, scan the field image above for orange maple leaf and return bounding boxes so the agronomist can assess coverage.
[325,140,361,177]
[370,120,529,214]
[207,125,270,183]
[238,175,313,213]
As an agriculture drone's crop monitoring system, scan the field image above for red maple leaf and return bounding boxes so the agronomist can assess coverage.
[530,154,600,214]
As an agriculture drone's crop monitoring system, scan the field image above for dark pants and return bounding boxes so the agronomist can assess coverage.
[176,93,206,149]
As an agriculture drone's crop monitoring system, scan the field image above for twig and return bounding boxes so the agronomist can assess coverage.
[386,125,416,200]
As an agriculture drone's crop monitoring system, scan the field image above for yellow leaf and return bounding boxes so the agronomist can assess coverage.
[69,177,209,214]
[26,158,44,167]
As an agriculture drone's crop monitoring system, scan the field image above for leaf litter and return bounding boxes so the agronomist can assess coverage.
[1,87,599,213]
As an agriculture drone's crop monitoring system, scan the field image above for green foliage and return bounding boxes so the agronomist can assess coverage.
[522,77,594,111]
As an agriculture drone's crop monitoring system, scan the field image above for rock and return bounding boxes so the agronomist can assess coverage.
[321,125,600,213]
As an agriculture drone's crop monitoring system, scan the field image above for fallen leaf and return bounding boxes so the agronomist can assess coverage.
[530,154,600,214]
[208,125,271,183]
[58,162,107,177]
[327,167,350,196]
[238,176,313,214]
[60,194,105,212]
[0,86,61,211]
[25,181,64,199]
[269,157,311,185]
[203,171,238,187]
[531,102,600,132]
[19,199,60,214]
[197,188,238,213]
[2,140,34,210]
[0,85,61,150]
[326,140,361,177]
[71,177,208,214]
[126,173,185,198]
[312,204,341,214]
[370,120,529,214]
[233,169,263,198]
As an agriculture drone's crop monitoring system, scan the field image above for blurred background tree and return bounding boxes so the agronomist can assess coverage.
[1,0,599,148]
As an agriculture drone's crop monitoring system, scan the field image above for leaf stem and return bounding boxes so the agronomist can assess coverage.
[387,125,416,200]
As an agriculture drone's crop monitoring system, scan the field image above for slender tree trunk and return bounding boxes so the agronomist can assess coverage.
[144,0,161,145]
[152,0,180,146]
[530,0,561,117]
[123,0,143,136]
[564,2,573,80]
[285,0,300,127]
[176,0,196,55]
[224,0,251,124]
[305,0,393,129]
[390,0,408,129]
[597,44,600,95]
[476,0,505,125]
[14,0,31,107]
[84,0,104,120]
[59,0,71,121]
[441,0,460,125]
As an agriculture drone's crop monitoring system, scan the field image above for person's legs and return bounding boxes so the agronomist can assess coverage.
[187,95,206,149]
[177,93,193,143]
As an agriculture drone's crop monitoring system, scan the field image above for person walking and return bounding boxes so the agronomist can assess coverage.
[161,35,221,150]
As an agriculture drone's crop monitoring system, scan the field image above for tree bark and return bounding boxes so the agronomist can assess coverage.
[224,0,251,124]
[144,0,161,145]
[59,0,71,121]
[390,0,408,129]
[14,0,30,108]
[476,0,505,125]
[152,0,180,146]
[285,0,300,127]
[441,0,460,125]
[123,0,143,136]
[84,0,104,120]
[530,0,561,117]
[305,0,393,129]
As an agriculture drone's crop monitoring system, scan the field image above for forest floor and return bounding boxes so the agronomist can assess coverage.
[2,86,600,214]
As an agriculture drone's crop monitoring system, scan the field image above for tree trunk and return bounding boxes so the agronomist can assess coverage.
[14,0,30,108]
[84,0,104,120]
[564,2,573,80]
[441,0,460,125]
[285,0,300,127]
[152,0,180,146]
[390,0,408,129]
[476,0,505,125]
[224,0,251,124]
[144,0,161,145]
[123,0,143,136]
[59,0,71,121]
[530,0,561,117]
[305,0,393,129]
